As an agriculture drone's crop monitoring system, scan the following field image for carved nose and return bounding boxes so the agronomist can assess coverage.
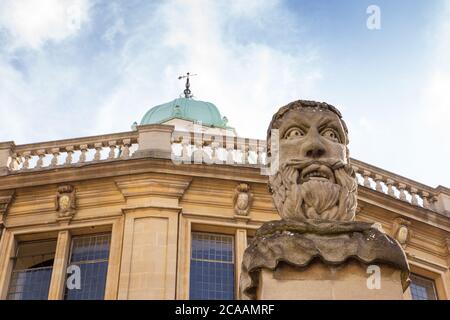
[302,130,326,158]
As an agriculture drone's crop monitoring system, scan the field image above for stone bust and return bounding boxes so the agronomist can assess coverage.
[267,100,357,221]
[239,100,410,300]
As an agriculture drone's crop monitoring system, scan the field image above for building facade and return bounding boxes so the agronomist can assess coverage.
[0,95,449,300]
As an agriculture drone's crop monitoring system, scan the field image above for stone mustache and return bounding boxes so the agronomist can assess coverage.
[239,100,410,300]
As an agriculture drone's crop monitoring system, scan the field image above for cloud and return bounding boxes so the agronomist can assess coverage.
[0,0,90,50]
[0,0,447,188]
[421,1,450,133]
[94,0,322,138]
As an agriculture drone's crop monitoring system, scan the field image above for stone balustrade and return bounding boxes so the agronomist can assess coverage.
[351,158,443,212]
[0,124,448,216]
[170,130,267,166]
[0,131,139,172]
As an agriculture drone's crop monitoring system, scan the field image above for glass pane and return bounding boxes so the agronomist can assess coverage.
[410,274,437,300]
[8,267,53,300]
[190,232,235,300]
[70,234,111,263]
[64,233,111,300]
[7,239,57,300]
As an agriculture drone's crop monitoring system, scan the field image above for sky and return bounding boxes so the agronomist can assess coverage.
[0,0,449,188]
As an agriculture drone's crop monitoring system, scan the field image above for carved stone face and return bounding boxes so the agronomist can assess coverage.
[268,103,357,221]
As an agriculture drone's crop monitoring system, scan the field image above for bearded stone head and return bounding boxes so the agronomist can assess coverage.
[267,100,357,222]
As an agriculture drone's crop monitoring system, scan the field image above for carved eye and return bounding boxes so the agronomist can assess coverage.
[321,129,340,142]
[284,127,305,139]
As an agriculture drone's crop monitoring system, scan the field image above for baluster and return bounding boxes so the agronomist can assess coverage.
[50,148,59,167]
[121,139,131,158]
[226,145,235,164]
[421,191,430,209]
[410,188,419,206]
[8,153,19,170]
[94,143,103,161]
[65,146,74,165]
[248,143,256,165]
[398,183,407,201]
[22,151,31,169]
[374,174,384,192]
[181,139,190,161]
[386,178,396,197]
[108,141,116,159]
[362,170,371,188]
[79,145,88,163]
[257,146,265,165]
[211,141,220,163]
[240,143,248,164]
[193,139,203,163]
[203,140,214,164]
[36,149,46,168]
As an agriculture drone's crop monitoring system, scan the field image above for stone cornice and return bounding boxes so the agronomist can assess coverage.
[115,174,192,200]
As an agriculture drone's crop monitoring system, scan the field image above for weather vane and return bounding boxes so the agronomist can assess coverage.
[178,72,197,98]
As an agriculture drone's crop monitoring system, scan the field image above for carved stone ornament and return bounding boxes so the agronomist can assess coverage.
[0,190,15,236]
[239,100,410,299]
[55,185,76,219]
[393,218,412,248]
[233,183,253,216]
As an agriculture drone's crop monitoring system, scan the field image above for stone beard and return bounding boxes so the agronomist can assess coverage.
[267,101,357,222]
[269,161,357,221]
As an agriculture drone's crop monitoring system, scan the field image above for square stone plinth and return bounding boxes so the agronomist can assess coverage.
[256,260,405,300]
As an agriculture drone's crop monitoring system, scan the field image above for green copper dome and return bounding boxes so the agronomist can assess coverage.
[140,97,230,128]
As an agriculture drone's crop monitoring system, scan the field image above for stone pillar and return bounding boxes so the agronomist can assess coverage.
[0,141,15,176]
[48,230,71,300]
[133,124,174,159]
[257,261,405,300]
[235,229,248,298]
[434,186,450,217]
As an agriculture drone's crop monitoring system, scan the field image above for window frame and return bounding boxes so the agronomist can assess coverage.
[407,261,449,300]
[6,238,58,300]
[177,217,258,300]
[189,231,236,300]
[0,219,122,300]
[409,273,438,300]
[63,232,112,300]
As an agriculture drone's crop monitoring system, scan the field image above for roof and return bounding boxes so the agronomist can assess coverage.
[140,97,230,128]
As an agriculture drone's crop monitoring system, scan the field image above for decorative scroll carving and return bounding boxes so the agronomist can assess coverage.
[233,183,253,216]
[55,185,76,220]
